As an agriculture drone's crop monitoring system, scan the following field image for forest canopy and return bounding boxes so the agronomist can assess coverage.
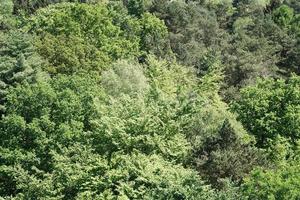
[0,0,300,199]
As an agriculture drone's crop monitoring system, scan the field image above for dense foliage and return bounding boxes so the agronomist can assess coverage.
[0,0,300,199]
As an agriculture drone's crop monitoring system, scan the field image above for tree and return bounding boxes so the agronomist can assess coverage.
[124,0,153,16]
[195,119,267,187]
[272,5,300,74]
[0,58,220,198]
[2,0,300,198]
[0,30,45,115]
[242,159,300,199]
[26,3,168,75]
[232,76,300,148]
[0,0,15,30]
[273,5,295,28]
[101,60,149,97]
[137,0,229,74]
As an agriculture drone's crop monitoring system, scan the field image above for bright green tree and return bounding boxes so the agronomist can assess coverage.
[27,3,168,75]
[0,58,223,199]
[242,159,300,199]
[232,76,300,147]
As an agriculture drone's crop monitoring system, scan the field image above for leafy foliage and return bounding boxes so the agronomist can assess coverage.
[195,119,267,187]
[232,76,300,147]
[0,59,219,199]
[0,0,15,30]
[1,0,300,199]
[242,159,300,199]
[27,3,167,74]
[0,30,45,115]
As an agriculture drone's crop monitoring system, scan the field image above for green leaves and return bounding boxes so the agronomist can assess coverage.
[1,1,300,199]
[242,159,300,199]
[26,3,168,75]
[0,58,220,198]
[0,30,45,115]
[101,60,149,97]
[273,5,295,28]
[0,0,15,30]
[194,119,266,187]
[232,76,300,148]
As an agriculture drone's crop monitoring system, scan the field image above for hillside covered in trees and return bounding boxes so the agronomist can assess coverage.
[0,0,300,199]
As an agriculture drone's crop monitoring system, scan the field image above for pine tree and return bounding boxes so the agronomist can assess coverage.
[0,0,15,30]
[0,31,43,116]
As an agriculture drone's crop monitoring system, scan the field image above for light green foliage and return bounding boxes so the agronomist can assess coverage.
[101,60,149,97]
[232,76,300,147]
[1,0,300,198]
[273,5,295,28]
[242,159,300,199]
[2,150,216,199]
[145,56,198,99]
[267,135,292,162]
[0,0,13,16]
[27,3,167,74]
[95,57,201,161]
[90,94,191,161]
[97,153,215,200]
[0,58,221,199]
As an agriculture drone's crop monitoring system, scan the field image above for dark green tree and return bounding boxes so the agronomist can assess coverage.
[193,119,266,187]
